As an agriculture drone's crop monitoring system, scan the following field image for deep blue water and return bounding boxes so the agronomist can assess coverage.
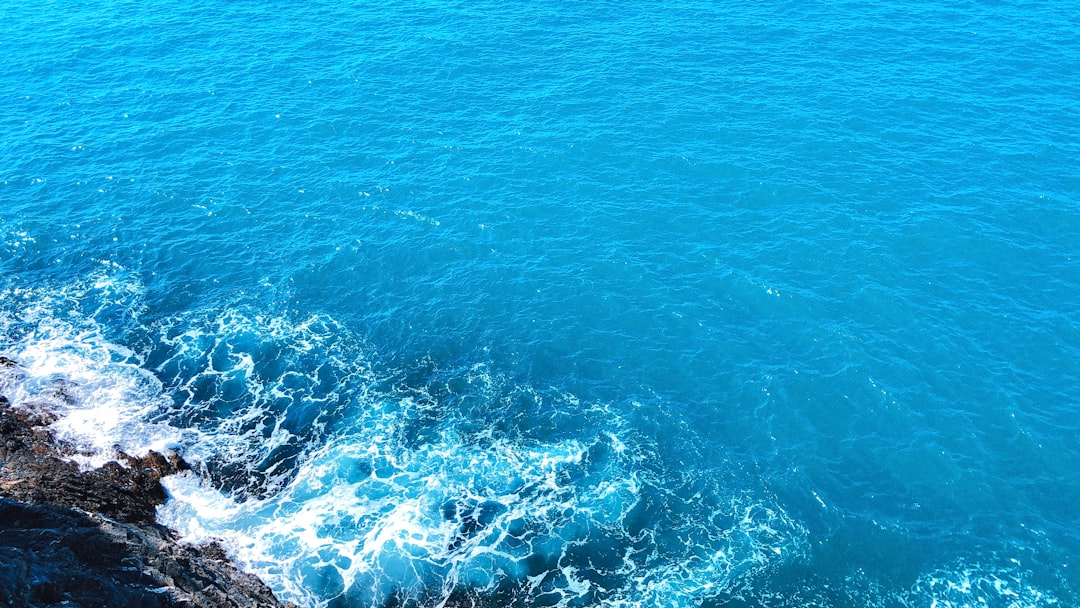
[2,1,1079,606]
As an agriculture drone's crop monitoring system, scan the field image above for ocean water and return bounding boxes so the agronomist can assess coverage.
[2,1,1078,606]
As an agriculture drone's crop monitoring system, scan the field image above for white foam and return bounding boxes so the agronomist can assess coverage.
[0,270,180,468]
[912,560,1060,607]
[162,426,613,606]
[142,306,377,497]
[159,399,806,608]
[2,271,808,608]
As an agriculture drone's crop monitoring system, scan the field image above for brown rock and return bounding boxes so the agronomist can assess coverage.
[0,394,189,525]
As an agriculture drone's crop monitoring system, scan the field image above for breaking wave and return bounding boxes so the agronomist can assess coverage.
[6,270,1058,608]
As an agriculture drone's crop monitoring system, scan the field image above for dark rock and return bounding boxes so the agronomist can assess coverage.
[0,498,285,607]
[0,388,292,608]
[0,396,189,525]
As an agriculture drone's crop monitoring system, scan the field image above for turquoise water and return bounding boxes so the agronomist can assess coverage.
[2,1,1078,606]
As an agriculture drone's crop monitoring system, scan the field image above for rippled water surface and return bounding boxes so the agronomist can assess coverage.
[2,1,1078,606]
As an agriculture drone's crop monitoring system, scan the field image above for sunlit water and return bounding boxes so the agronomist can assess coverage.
[2,2,1078,606]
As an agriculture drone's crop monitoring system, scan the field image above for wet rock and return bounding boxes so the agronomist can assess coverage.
[0,394,188,525]
[0,390,290,608]
[0,498,285,607]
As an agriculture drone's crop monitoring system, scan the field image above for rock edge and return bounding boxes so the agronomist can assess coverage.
[0,367,292,608]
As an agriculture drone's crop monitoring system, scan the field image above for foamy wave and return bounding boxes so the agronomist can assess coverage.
[911,560,1060,607]
[160,395,807,608]
[142,306,377,497]
[2,272,808,607]
[0,269,179,467]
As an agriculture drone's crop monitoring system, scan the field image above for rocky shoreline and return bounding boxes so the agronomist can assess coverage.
[0,358,291,608]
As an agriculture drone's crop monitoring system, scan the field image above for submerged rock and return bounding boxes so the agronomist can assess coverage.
[0,390,289,608]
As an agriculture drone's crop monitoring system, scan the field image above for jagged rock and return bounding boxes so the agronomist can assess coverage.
[0,498,285,607]
[0,390,291,608]
[0,395,188,525]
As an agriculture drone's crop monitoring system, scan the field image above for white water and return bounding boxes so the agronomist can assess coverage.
[2,271,1056,607]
